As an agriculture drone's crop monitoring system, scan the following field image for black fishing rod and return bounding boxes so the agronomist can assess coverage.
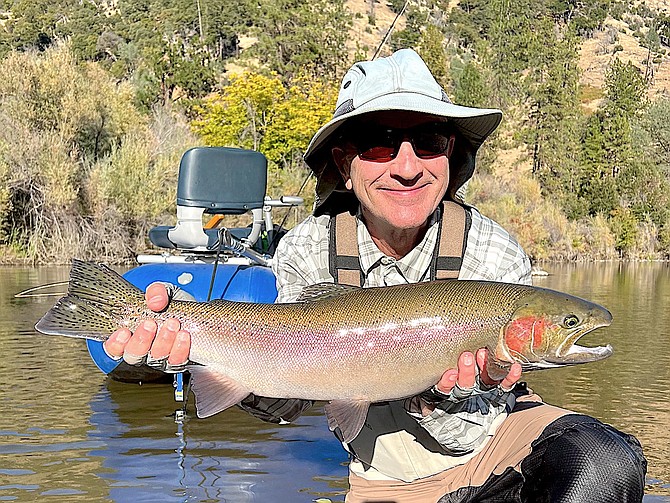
[373,0,410,60]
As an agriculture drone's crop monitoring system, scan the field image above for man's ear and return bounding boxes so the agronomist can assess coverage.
[447,135,455,158]
[332,146,352,185]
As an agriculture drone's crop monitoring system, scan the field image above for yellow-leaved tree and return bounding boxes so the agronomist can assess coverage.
[192,71,337,218]
[192,72,285,151]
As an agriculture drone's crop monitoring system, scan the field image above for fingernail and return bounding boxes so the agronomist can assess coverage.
[175,331,189,344]
[149,295,163,305]
[116,330,130,343]
[447,374,457,383]
[166,319,180,331]
[143,320,156,330]
[463,353,473,365]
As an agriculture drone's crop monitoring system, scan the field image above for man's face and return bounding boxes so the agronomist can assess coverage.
[334,111,453,233]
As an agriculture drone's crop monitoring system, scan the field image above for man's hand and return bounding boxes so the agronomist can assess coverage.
[103,282,191,368]
[421,349,522,415]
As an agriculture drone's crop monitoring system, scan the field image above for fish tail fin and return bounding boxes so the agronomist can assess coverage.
[35,259,144,341]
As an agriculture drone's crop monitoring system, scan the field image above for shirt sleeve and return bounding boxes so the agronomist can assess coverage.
[461,209,533,286]
[272,215,333,302]
[408,382,516,454]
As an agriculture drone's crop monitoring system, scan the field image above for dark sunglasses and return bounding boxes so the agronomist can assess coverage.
[342,122,454,162]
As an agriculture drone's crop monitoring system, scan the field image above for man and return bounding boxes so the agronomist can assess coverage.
[105,49,646,501]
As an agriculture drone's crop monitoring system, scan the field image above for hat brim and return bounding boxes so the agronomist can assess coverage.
[305,93,502,162]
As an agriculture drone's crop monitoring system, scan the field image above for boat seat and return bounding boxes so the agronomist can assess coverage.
[148,226,251,250]
[149,147,267,252]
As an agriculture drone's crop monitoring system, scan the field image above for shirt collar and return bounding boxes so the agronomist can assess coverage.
[355,208,441,283]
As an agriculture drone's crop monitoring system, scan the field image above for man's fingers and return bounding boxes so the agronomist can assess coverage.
[167,330,191,366]
[123,319,158,365]
[148,318,180,360]
[434,369,458,394]
[500,363,523,391]
[104,328,131,359]
[456,351,476,389]
[145,282,170,312]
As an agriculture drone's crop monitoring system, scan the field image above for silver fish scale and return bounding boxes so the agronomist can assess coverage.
[154,280,533,402]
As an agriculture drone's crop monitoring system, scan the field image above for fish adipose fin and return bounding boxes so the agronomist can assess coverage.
[188,366,252,418]
[325,399,371,443]
[35,259,144,340]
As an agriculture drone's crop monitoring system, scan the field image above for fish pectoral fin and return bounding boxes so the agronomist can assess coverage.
[187,366,251,418]
[324,399,371,444]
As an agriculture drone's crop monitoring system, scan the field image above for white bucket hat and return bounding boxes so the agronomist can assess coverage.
[304,48,502,215]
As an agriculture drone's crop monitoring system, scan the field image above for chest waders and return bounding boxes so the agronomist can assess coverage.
[328,201,472,287]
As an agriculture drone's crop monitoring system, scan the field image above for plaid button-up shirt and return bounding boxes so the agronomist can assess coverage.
[273,207,531,301]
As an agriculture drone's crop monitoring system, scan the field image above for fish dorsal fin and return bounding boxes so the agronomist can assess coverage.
[297,282,360,302]
[324,399,371,443]
[187,366,252,418]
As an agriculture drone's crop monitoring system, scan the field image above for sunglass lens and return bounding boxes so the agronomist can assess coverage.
[413,131,451,157]
[359,145,396,161]
[357,129,398,161]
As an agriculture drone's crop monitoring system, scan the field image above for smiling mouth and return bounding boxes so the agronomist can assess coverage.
[381,184,430,194]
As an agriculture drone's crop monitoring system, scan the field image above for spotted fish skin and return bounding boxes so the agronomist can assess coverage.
[35,260,613,442]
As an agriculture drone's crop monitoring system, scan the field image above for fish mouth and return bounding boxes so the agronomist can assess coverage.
[544,315,614,366]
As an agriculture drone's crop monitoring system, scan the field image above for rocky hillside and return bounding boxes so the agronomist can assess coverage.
[347,0,670,107]
[580,12,670,108]
[345,0,406,58]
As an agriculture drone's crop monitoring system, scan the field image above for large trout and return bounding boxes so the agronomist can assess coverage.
[35,260,613,442]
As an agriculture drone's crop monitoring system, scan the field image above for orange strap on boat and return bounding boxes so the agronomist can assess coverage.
[204,215,226,229]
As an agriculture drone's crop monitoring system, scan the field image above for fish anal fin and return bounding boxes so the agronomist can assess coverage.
[324,399,371,443]
[188,366,251,418]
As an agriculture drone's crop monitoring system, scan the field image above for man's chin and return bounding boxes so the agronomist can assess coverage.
[381,210,434,231]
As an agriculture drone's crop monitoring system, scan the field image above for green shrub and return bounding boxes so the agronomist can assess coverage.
[0,44,197,263]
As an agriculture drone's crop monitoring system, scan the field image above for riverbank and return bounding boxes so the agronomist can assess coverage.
[3,245,667,267]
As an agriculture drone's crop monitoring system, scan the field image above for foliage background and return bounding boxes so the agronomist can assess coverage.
[1,0,670,263]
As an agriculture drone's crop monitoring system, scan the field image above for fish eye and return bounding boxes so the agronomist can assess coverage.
[563,314,580,328]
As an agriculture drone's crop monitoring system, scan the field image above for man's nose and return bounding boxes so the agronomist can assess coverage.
[388,141,422,182]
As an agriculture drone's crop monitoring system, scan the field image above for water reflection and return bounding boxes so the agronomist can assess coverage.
[89,382,346,502]
[1,264,669,501]
[529,262,670,498]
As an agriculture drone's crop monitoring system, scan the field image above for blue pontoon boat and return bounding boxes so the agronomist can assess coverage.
[86,146,303,396]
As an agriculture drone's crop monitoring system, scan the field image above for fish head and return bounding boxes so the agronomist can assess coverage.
[494,288,613,373]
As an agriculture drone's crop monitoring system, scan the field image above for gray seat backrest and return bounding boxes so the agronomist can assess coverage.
[149,147,268,251]
[177,147,267,214]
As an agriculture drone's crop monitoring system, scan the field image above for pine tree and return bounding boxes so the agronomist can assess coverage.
[248,0,351,82]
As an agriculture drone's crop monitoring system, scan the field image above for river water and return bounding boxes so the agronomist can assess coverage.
[0,263,668,502]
